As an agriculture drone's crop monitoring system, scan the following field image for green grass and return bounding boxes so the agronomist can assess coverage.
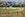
[0,8,24,14]
[0,7,25,17]
[0,7,24,14]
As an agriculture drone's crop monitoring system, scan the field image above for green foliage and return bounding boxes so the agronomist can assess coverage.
[12,5,20,7]
[12,4,25,7]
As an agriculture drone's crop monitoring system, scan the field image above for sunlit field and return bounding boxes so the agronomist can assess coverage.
[0,7,25,17]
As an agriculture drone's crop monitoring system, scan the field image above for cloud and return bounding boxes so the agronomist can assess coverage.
[0,0,25,4]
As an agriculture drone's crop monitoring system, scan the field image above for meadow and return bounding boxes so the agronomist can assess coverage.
[0,7,25,17]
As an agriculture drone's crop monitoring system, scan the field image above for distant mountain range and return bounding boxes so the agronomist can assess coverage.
[1,0,25,4]
[0,0,25,5]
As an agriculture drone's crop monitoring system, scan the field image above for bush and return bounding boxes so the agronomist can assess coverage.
[12,5,20,7]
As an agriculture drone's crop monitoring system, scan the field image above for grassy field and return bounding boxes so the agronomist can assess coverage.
[0,7,25,17]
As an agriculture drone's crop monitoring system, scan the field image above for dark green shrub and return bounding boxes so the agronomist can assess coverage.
[12,5,20,7]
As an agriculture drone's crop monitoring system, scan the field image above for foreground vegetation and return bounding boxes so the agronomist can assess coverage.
[0,7,25,17]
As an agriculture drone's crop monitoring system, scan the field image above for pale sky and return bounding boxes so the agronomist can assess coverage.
[1,0,18,1]
[0,0,25,4]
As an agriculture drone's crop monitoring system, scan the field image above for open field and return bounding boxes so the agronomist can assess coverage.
[0,7,25,17]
